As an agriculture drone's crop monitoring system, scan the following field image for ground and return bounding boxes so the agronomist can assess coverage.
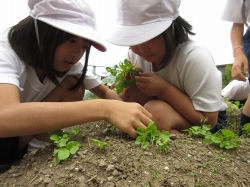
[0,107,250,187]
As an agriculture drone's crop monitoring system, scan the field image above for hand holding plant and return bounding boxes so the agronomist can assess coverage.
[106,59,141,94]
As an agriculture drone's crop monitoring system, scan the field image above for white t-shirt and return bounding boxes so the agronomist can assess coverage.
[0,41,101,102]
[222,79,250,100]
[221,0,250,23]
[128,40,227,112]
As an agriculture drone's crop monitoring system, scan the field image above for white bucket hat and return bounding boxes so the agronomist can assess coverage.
[105,0,181,46]
[28,0,107,52]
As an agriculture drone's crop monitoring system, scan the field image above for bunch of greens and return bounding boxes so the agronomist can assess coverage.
[106,59,140,94]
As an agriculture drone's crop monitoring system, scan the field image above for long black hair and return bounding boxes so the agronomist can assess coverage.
[8,16,89,90]
[159,16,196,70]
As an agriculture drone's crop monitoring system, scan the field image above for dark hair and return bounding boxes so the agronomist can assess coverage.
[159,16,195,69]
[8,16,89,90]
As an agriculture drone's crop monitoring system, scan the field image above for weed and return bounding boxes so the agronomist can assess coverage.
[195,180,205,187]
[106,59,141,93]
[110,125,118,132]
[91,138,110,150]
[222,64,233,88]
[187,172,197,177]
[242,123,250,136]
[149,169,161,180]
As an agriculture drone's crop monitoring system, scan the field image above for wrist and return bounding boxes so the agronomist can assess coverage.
[232,46,244,57]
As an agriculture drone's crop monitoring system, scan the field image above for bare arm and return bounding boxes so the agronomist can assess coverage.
[135,73,218,127]
[0,84,152,138]
[231,23,248,81]
[90,84,123,101]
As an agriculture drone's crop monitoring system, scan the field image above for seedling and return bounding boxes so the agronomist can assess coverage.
[203,129,241,149]
[242,123,250,136]
[183,120,242,149]
[50,128,81,164]
[135,121,170,152]
[91,138,110,150]
[106,59,141,93]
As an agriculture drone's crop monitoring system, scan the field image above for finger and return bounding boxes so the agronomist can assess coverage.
[126,128,138,139]
[141,107,153,121]
[138,72,152,77]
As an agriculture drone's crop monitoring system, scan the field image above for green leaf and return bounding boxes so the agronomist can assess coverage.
[50,134,60,141]
[58,148,70,160]
[69,145,80,154]
[58,138,68,147]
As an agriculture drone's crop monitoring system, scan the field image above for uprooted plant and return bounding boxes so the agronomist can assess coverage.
[106,59,141,94]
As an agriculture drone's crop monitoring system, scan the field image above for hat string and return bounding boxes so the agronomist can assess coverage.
[34,19,41,47]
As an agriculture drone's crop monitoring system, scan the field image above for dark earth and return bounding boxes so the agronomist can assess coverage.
[0,102,250,187]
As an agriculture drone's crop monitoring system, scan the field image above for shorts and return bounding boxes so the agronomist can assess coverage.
[210,110,227,133]
[0,137,27,165]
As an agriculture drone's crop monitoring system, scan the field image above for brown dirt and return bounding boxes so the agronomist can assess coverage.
[0,107,250,187]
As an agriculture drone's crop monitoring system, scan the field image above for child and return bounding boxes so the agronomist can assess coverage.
[0,0,152,165]
[106,0,228,134]
[221,78,250,102]
[221,0,250,135]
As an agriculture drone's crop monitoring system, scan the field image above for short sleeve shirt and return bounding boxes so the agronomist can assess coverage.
[0,41,101,102]
[128,40,227,112]
[221,0,250,23]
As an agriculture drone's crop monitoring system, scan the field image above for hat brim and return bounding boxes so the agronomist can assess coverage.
[38,17,107,52]
[105,20,172,46]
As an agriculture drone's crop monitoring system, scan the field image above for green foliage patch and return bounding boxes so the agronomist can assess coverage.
[106,59,140,94]
[135,121,170,152]
[183,124,242,149]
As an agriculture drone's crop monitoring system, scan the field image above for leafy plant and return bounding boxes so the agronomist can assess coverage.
[106,59,141,94]
[242,123,250,136]
[91,138,110,150]
[135,121,170,152]
[183,121,242,149]
[50,128,81,164]
[203,129,241,149]
[222,64,233,88]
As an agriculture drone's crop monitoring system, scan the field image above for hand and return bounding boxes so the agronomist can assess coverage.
[134,72,167,96]
[105,100,152,138]
[232,53,248,81]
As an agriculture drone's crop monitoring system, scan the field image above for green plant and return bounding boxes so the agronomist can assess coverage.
[222,64,233,88]
[50,128,81,164]
[203,129,241,149]
[106,59,141,94]
[135,121,170,152]
[91,138,110,150]
[183,120,242,149]
[242,123,250,136]
[149,169,161,180]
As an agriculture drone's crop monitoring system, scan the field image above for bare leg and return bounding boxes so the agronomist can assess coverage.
[144,100,193,133]
[18,75,85,150]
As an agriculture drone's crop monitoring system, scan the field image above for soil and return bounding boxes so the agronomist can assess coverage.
[0,107,250,187]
